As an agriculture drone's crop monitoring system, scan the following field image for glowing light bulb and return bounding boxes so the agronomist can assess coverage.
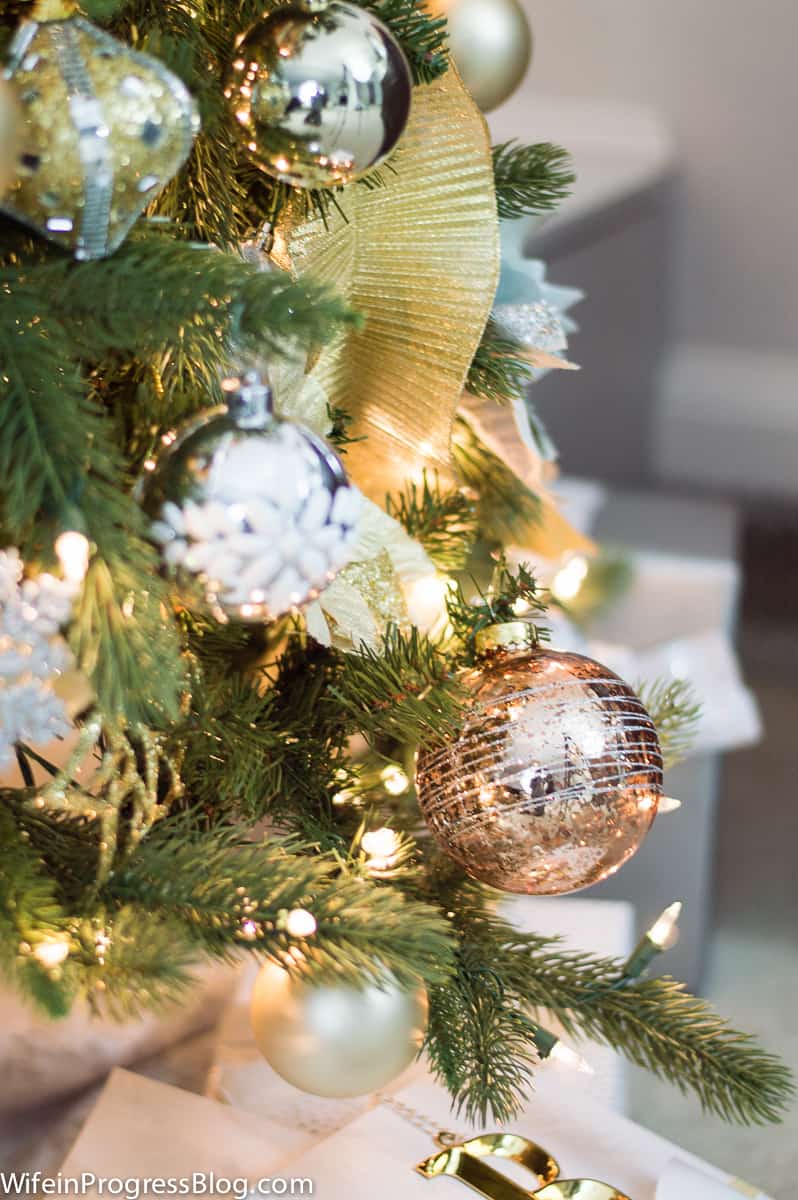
[648,901,682,950]
[55,531,90,585]
[284,908,317,938]
[406,574,449,633]
[380,765,410,796]
[551,555,589,603]
[549,1040,594,1075]
[361,827,401,859]
[659,796,683,815]
[34,939,70,967]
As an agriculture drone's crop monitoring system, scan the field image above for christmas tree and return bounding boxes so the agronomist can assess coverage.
[0,0,792,1129]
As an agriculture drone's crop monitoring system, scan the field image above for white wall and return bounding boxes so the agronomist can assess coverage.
[519,0,798,356]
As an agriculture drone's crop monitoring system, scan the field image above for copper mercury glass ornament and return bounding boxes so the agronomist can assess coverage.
[416,622,663,894]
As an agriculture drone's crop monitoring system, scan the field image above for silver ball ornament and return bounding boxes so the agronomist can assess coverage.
[142,371,362,622]
[250,962,428,1098]
[431,0,532,112]
[225,0,412,188]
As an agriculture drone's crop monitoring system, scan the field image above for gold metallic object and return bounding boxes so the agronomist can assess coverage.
[274,64,499,503]
[250,960,428,1098]
[416,642,662,894]
[534,1184,631,1200]
[474,620,538,655]
[225,0,412,188]
[427,0,532,112]
[418,1133,560,1199]
[0,78,22,197]
[2,15,199,259]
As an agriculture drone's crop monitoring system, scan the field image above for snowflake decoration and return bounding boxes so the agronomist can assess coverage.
[0,548,76,768]
[151,422,362,618]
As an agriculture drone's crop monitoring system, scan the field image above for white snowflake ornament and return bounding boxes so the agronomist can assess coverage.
[0,548,76,768]
[143,371,362,622]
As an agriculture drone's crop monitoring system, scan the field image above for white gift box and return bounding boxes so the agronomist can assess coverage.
[58,1067,772,1200]
[278,1074,773,1200]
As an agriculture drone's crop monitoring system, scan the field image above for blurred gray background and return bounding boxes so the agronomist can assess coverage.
[488,4,798,1190]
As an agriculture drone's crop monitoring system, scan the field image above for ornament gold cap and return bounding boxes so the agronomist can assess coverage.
[474,621,538,656]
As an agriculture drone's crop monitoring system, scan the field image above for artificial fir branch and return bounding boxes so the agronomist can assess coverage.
[453,417,542,547]
[639,678,701,770]
[361,0,449,83]
[329,626,464,746]
[444,558,548,660]
[493,140,575,220]
[385,472,479,573]
[424,877,794,1125]
[106,821,456,988]
[466,318,533,406]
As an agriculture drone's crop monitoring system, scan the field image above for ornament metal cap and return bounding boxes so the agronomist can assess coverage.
[474,620,538,656]
[220,369,274,428]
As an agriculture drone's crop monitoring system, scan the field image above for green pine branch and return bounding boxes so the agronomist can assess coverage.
[466,318,533,406]
[105,820,456,989]
[385,472,479,573]
[329,625,465,746]
[361,0,449,83]
[493,140,575,220]
[444,557,548,662]
[453,416,542,547]
[424,879,794,1126]
[639,678,701,770]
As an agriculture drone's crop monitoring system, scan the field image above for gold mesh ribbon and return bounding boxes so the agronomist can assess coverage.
[273,64,499,504]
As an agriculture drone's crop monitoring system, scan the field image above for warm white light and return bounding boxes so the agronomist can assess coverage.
[406,574,449,632]
[659,796,683,815]
[361,827,401,859]
[551,555,589,603]
[285,908,317,938]
[380,765,410,796]
[240,919,258,941]
[648,901,682,950]
[34,939,70,967]
[511,597,532,616]
[55,531,90,585]
[550,1040,594,1075]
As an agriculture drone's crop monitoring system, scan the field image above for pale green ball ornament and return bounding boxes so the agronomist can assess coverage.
[431,0,533,112]
[250,962,428,1097]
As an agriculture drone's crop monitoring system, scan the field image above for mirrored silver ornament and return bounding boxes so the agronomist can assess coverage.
[225,0,412,188]
[1,16,199,259]
[141,371,362,622]
[416,634,663,895]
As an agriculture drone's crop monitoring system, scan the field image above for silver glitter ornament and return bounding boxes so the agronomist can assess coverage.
[142,370,362,622]
[250,961,428,1097]
[1,16,199,259]
[416,624,663,895]
[224,0,412,189]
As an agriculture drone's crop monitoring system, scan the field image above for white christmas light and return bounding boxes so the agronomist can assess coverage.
[362,827,401,859]
[34,938,70,967]
[648,901,682,950]
[659,796,683,815]
[549,1040,594,1075]
[380,765,410,796]
[406,574,449,632]
[55,531,90,586]
[551,555,589,602]
[284,908,317,938]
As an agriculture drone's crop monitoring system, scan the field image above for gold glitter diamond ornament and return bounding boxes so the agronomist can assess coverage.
[1,16,199,259]
[416,625,663,895]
